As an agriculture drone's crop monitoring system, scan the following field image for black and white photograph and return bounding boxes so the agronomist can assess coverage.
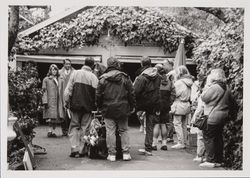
[1,0,249,177]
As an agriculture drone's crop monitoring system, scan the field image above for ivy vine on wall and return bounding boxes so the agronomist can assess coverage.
[16,6,195,56]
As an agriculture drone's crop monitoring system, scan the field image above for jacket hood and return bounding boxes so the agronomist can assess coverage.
[142,67,158,80]
[101,69,127,83]
[214,81,227,90]
[135,66,149,76]
[179,75,193,87]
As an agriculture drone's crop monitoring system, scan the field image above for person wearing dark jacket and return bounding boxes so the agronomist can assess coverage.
[96,57,136,161]
[152,64,174,151]
[59,59,75,136]
[134,56,161,156]
[199,68,236,168]
[64,57,99,158]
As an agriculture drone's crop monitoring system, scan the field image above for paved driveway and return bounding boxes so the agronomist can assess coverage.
[33,126,223,170]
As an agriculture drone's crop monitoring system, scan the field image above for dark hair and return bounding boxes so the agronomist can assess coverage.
[85,57,95,68]
[141,56,151,67]
[63,58,71,64]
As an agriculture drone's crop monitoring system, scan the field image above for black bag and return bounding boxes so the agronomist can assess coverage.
[88,125,108,159]
[193,115,208,130]
[193,86,226,130]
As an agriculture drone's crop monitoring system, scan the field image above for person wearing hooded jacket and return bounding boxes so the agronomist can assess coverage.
[96,57,136,162]
[199,69,237,168]
[151,64,175,151]
[134,56,161,156]
[170,65,193,149]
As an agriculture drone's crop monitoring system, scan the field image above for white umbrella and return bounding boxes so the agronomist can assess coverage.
[174,38,186,69]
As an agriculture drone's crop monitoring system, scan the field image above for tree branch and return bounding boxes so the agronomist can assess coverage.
[195,7,229,23]
[8,6,19,56]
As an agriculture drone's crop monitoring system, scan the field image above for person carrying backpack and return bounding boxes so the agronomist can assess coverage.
[134,56,161,156]
[96,57,136,162]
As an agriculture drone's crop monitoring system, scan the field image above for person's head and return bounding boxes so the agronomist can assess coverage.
[208,68,227,84]
[107,57,121,70]
[175,65,190,80]
[63,59,71,70]
[155,63,166,75]
[84,57,95,69]
[47,64,59,77]
[141,56,151,67]
[163,59,174,74]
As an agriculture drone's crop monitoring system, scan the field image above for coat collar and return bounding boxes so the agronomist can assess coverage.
[81,65,92,72]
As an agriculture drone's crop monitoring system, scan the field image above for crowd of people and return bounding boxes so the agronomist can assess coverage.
[41,56,235,168]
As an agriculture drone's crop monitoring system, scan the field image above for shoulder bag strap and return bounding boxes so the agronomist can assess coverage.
[208,88,226,116]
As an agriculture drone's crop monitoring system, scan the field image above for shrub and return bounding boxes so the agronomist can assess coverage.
[8,61,43,169]
[193,9,243,170]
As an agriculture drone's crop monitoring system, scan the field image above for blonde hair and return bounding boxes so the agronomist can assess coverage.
[209,68,227,83]
[175,65,190,80]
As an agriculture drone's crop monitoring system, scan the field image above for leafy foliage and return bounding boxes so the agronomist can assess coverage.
[8,62,43,169]
[193,8,243,170]
[18,6,50,32]
[8,62,43,135]
[17,6,195,55]
[165,7,223,39]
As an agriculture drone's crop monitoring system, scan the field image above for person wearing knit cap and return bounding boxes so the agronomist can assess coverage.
[96,57,136,162]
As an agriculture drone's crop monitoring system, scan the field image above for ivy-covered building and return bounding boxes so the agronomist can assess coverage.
[16,6,197,81]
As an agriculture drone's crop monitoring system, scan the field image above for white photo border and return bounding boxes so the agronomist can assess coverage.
[1,0,250,177]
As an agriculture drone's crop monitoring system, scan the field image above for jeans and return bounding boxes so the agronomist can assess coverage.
[173,115,188,145]
[145,112,157,152]
[203,124,224,163]
[197,129,205,157]
[61,111,70,133]
[166,114,174,139]
[68,111,92,154]
[104,118,130,155]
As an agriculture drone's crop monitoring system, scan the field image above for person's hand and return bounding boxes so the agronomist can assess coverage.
[137,111,143,117]
[64,102,69,109]
[130,107,135,114]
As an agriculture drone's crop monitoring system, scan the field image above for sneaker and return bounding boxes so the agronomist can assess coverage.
[201,158,207,163]
[107,155,116,162]
[47,131,53,138]
[69,152,80,158]
[171,143,185,149]
[199,161,215,168]
[152,145,157,151]
[62,131,68,137]
[193,156,203,162]
[51,133,57,137]
[214,163,222,167]
[167,138,174,143]
[138,149,153,156]
[123,153,132,161]
[160,145,168,151]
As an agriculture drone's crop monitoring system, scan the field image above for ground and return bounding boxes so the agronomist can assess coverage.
[32,126,223,170]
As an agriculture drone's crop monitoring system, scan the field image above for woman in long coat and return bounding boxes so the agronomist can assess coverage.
[42,64,64,137]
